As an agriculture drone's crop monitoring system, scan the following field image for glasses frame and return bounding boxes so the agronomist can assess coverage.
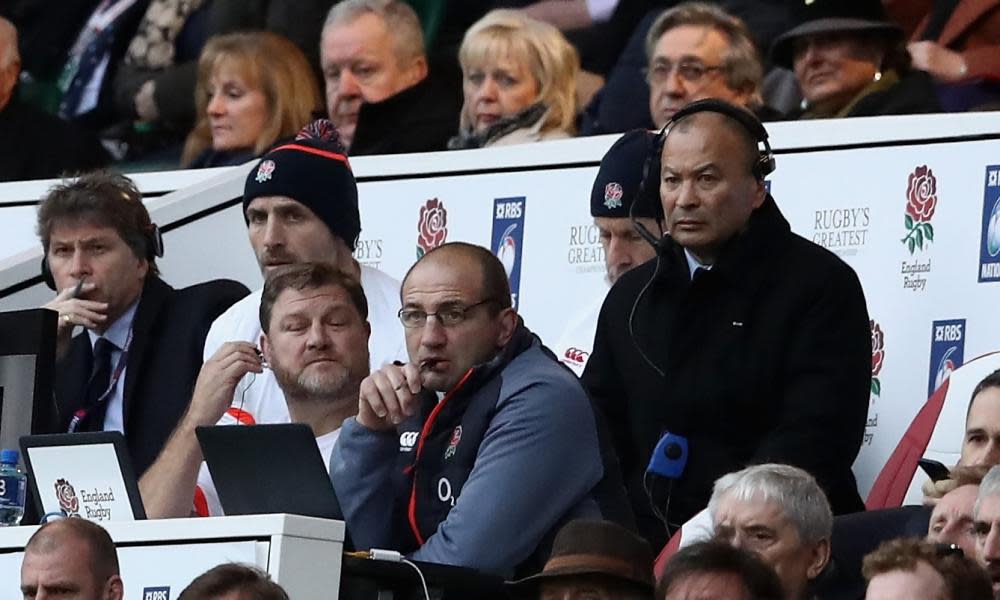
[644,59,725,85]
[397,298,497,329]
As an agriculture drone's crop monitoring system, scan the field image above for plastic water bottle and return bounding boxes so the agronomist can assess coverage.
[0,449,27,526]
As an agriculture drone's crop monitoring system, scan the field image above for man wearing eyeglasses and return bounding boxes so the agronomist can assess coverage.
[645,3,769,128]
[330,242,610,576]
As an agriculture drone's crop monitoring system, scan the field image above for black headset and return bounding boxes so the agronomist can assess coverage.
[630,98,776,250]
[41,224,164,291]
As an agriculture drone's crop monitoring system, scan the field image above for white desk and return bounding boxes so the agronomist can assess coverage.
[0,514,344,599]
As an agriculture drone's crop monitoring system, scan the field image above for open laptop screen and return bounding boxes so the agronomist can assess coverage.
[20,431,146,522]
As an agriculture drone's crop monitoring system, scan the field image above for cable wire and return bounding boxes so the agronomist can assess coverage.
[402,558,430,600]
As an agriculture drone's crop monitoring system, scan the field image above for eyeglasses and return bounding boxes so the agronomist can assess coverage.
[644,60,724,85]
[398,299,496,329]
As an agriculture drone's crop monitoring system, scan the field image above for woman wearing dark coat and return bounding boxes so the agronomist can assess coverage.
[770,0,941,119]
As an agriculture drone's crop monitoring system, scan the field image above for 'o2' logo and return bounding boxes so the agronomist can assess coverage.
[437,477,455,507]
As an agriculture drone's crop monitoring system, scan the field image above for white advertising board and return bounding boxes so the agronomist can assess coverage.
[1,113,999,497]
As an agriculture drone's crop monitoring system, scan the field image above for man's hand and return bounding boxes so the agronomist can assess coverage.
[43,282,106,357]
[907,41,968,82]
[134,80,159,123]
[185,342,262,427]
[921,464,991,505]
[357,363,422,430]
[44,281,105,332]
[922,476,958,506]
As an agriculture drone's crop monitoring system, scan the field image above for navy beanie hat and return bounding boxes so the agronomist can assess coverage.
[243,120,361,250]
[590,129,661,220]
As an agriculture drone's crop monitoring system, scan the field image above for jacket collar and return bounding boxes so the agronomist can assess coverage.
[121,276,171,414]
[450,316,536,396]
[657,194,791,285]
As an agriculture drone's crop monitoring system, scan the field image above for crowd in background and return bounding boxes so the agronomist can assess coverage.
[1,0,998,181]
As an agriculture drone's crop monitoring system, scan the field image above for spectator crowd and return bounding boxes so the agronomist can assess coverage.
[2,0,999,180]
[6,0,1000,599]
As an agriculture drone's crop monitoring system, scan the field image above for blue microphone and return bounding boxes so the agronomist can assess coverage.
[646,432,689,479]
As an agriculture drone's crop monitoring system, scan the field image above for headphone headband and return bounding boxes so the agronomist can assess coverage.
[657,98,775,180]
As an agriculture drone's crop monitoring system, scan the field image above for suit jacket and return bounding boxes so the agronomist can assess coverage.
[53,276,248,475]
[582,196,871,549]
[886,0,1000,80]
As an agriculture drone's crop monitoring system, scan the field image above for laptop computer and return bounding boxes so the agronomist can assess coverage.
[195,423,342,519]
[20,431,146,521]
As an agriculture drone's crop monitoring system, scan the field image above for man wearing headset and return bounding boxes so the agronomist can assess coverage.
[37,171,248,475]
[581,99,871,550]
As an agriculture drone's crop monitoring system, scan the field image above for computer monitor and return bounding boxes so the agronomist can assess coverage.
[0,308,57,454]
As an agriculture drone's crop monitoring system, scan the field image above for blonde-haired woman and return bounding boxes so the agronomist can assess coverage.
[182,32,321,168]
[448,10,579,149]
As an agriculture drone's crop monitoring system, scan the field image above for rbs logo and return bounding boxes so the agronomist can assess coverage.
[495,201,522,219]
[928,319,966,397]
[934,323,964,342]
[491,197,527,309]
[143,587,170,600]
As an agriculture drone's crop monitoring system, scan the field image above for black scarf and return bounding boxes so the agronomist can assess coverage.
[447,102,546,150]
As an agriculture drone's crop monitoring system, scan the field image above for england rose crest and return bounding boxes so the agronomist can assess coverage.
[870,320,884,398]
[417,198,448,258]
[901,165,937,254]
[604,182,624,209]
[444,425,462,460]
[54,478,80,516]
[255,159,275,183]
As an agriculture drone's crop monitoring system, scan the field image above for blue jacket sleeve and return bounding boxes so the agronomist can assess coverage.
[329,417,401,550]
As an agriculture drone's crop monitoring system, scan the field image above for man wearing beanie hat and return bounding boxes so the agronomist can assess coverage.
[552,129,663,377]
[197,122,406,435]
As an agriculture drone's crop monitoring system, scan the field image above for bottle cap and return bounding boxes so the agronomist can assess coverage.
[0,449,18,464]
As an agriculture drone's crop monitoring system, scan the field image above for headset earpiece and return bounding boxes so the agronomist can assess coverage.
[148,224,164,259]
[631,127,669,251]
[40,256,55,290]
[663,99,775,182]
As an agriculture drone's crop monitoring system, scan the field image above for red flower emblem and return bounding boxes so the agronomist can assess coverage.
[871,320,884,376]
[54,478,79,515]
[417,198,448,258]
[901,165,937,254]
[906,165,937,222]
[870,320,884,398]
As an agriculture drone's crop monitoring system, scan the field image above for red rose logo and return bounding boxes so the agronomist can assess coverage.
[906,166,937,222]
[54,478,79,515]
[901,165,937,254]
[871,320,884,376]
[870,320,884,398]
[417,198,448,258]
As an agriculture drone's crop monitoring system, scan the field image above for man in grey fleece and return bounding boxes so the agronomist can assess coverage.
[330,242,606,576]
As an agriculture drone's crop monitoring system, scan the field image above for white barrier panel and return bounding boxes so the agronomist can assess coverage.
[1,113,999,497]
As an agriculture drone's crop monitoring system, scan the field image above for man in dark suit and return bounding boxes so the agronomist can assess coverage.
[37,171,248,475]
[582,100,871,550]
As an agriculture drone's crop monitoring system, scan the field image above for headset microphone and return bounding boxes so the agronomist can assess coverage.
[644,431,690,536]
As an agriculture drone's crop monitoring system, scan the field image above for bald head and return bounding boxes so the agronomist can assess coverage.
[25,518,120,579]
[403,242,512,311]
[0,17,19,112]
[399,241,517,391]
[22,519,123,600]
